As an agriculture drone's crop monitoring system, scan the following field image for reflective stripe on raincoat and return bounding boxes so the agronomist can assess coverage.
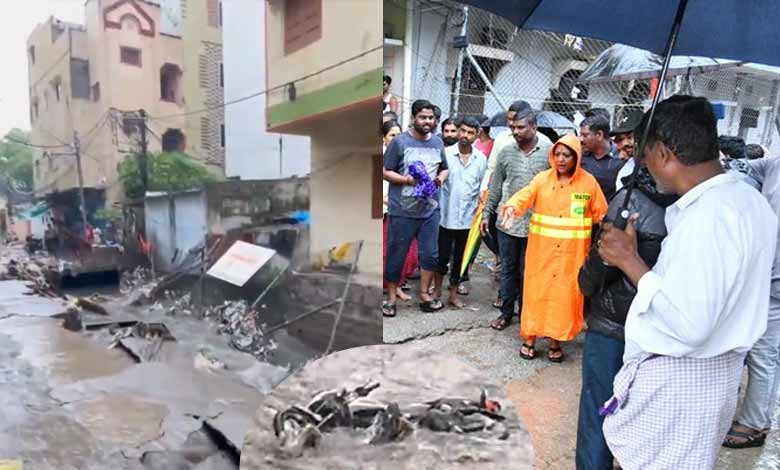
[501,134,608,341]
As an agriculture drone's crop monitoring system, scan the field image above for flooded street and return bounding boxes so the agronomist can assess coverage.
[0,265,292,468]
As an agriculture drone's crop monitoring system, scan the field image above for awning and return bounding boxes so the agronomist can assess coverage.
[16,201,49,220]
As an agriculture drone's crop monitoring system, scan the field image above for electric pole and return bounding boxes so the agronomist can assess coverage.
[138,109,149,195]
[73,131,88,237]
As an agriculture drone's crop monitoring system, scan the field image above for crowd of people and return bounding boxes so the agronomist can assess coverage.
[382,71,780,469]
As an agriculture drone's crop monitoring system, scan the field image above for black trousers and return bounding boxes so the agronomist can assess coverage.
[437,227,470,286]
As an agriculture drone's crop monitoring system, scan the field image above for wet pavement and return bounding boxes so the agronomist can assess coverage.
[383,251,780,470]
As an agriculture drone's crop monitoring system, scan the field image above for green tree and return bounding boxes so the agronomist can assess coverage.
[119,151,218,199]
[0,129,34,191]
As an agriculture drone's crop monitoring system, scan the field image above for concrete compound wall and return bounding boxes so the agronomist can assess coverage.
[144,178,311,273]
[206,178,310,266]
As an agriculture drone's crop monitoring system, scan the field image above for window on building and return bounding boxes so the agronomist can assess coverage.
[52,78,62,102]
[122,115,139,136]
[201,117,211,149]
[120,46,142,67]
[219,63,224,88]
[198,54,208,88]
[70,59,91,99]
[162,129,186,152]
[31,98,39,122]
[220,124,225,147]
[207,0,220,27]
[372,155,383,219]
[28,46,35,65]
[92,83,101,102]
[160,63,183,103]
[284,0,322,55]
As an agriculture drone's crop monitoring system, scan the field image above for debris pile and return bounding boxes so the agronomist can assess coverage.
[272,381,508,459]
[121,267,157,305]
[108,321,176,362]
[205,300,278,360]
[0,253,61,298]
[162,291,193,316]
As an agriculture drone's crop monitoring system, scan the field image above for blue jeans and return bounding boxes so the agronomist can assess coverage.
[576,331,625,470]
[736,296,780,430]
[385,211,440,283]
[497,230,527,319]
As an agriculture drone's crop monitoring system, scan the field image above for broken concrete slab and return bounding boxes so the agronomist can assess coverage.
[205,410,253,457]
[0,280,69,319]
[74,296,110,315]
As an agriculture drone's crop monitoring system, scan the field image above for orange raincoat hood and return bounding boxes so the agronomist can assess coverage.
[549,134,584,182]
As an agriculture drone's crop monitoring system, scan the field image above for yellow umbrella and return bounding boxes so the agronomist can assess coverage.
[460,190,488,278]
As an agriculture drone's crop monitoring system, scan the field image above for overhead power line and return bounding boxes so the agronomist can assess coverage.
[3,136,70,150]
[149,44,384,121]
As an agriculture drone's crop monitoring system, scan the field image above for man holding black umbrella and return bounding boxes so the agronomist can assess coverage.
[598,96,777,470]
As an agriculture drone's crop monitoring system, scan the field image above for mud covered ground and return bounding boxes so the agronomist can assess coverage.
[241,344,534,470]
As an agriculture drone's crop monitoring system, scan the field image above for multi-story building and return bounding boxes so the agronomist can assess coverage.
[27,0,224,216]
[264,0,383,274]
[222,0,310,180]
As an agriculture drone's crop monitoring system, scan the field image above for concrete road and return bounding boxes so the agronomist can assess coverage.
[384,257,780,470]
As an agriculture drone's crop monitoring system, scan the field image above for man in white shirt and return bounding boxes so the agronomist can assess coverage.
[597,96,778,470]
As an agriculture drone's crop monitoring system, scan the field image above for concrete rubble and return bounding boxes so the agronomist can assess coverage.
[204,300,278,360]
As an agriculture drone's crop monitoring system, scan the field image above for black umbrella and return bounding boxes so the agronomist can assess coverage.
[458,0,759,228]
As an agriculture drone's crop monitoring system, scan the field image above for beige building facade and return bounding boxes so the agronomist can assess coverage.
[265,0,383,275]
[27,0,224,207]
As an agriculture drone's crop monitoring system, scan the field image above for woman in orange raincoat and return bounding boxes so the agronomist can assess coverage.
[501,134,608,362]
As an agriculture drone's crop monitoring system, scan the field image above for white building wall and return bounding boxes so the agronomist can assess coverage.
[222,0,310,180]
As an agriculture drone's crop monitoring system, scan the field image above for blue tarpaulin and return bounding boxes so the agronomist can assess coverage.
[16,202,48,220]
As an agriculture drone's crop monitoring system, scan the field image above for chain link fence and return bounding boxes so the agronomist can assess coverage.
[395,0,780,154]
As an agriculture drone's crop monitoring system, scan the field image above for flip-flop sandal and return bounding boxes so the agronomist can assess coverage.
[382,302,396,318]
[490,316,511,330]
[399,282,412,291]
[447,299,466,309]
[457,284,469,296]
[548,347,565,363]
[382,302,397,318]
[492,295,503,309]
[419,299,444,313]
[723,426,767,448]
[519,343,536,360]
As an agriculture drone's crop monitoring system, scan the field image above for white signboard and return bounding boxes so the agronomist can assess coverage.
[207,241,276,287]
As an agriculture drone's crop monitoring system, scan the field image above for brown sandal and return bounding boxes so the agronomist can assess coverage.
[490,316,511,330]
[723,424,767,448]
[519,343,536,360]
[548,346,565,363]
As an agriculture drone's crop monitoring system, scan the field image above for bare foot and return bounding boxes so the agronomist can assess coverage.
[447,296,465,309]
[395,288,411,301]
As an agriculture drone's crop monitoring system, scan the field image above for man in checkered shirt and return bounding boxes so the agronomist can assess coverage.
[596,96,778,470]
